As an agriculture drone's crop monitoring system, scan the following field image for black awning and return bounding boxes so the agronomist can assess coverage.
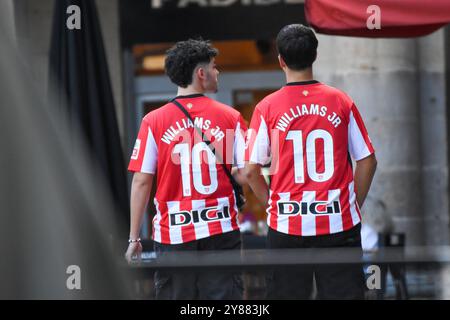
[49,0,129,239]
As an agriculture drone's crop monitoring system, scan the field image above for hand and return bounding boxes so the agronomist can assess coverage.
[125,241,143,263]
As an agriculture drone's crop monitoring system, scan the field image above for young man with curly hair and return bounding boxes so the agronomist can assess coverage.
[125,39,247,300]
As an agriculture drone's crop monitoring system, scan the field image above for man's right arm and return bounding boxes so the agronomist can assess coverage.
[125,172,154,263]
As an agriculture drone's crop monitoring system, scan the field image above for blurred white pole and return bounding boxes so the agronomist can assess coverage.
[440,265,450,299]
[0,0,17,44]
[0,3,132,299]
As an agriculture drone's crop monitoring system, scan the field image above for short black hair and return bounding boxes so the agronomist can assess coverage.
[165,39,218,88]
[276,24,318,71]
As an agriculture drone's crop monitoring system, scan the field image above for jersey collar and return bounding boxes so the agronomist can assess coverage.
[286,80,319,86]
[174,93,205,99]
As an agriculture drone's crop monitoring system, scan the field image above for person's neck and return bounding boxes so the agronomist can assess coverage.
[177,85,204,97]
[285,68,314,84]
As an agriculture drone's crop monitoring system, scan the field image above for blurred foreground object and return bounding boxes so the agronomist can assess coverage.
[49,0,129,239]
[0,5,131,299]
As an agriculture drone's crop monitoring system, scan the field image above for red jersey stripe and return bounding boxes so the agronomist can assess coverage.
[205,198,223,236]
[340,186,354,231]
[180,201,196,243]
[351,104,375,154]
[158,201,171,244]
[288,193,302,236]
[315,190,330,235]
[229,193,239,231]
[270,192,280,231]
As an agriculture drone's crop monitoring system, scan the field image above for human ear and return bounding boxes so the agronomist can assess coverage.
[278,55,286,69]
[196,66,206,80]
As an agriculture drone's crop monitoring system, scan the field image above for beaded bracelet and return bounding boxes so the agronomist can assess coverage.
[128,238,141,243]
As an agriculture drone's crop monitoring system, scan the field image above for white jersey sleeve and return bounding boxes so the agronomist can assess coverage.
[128,117,158,173]
[233,116,247,168]
[246,106,271,165]
[348,104,375,161]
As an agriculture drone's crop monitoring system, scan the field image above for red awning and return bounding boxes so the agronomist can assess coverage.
[305,0,450,38]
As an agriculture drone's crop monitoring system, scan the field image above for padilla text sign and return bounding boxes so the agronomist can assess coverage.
[120,0,306,46]
[150,0,304,9]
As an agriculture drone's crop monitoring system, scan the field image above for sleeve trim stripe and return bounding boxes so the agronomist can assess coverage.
[141,125,158,174]
[349,111,374,160]
[233,121,246,168]
[249,115,271,165]
[350,107,374,153]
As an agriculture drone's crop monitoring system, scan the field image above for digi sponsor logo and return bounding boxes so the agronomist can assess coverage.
[278,200,341,216]
[170,206,231,226]
[131,139,141,160]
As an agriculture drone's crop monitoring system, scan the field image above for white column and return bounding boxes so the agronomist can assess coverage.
[0,0,17,44]
[418,29,449,246]
[315,35,424,245]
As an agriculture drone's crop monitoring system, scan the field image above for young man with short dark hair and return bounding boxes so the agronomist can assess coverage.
[126,39,247,300]
[245,24,377,299]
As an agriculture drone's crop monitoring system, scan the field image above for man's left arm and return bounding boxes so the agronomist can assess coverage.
[125,172,154,263]
[348,103,377,207]
[354,154,377,207]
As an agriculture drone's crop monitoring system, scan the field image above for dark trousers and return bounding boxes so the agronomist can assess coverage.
[153,230,243,300]
[266,224,365,300]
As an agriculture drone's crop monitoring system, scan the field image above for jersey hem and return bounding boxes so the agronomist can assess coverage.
[152,227,240,245]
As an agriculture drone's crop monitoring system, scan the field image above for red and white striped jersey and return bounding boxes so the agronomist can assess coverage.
[246,81,375,236]
[129,94,247,244]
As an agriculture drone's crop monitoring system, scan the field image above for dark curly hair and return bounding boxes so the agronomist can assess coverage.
[276,24,318,71]
[165,39,218,88]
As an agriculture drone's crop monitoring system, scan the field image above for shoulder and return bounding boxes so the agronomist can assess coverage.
[255,88,285,114]
[206,97,244,124]
[142,102,174,123]
[318,83,354,109]
[209,98,240,116]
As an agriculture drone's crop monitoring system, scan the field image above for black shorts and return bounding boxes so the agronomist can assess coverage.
[266,224,365,300]
[153,230,243,300]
